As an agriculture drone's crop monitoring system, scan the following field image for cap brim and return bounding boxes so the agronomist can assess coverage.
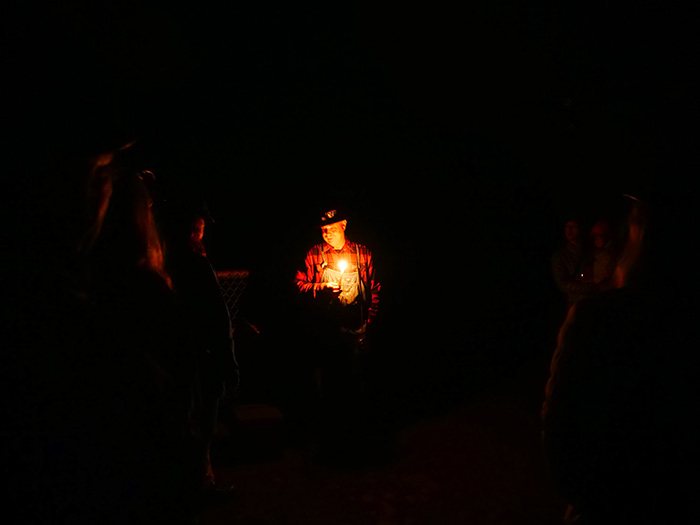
[318,216,347,228]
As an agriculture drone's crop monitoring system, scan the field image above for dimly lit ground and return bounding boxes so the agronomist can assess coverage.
[199,350,567,525]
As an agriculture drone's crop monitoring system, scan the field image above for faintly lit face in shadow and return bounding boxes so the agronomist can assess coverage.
[564,221,579,245]
[191,216,205,243]
[590,221,610,249]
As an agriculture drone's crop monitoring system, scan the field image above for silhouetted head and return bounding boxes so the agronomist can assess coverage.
[90,167,170,286]
[159,188,212,258]
[590,220,612,249]
[191,217,205,243]
[189,216,207,256]
[564,220,580,246]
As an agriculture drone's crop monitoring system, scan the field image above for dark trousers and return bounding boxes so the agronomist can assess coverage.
[311,331,371,449]
[194,379,223,485]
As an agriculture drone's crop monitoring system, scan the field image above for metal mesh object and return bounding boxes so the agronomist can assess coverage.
[216,270,249,322]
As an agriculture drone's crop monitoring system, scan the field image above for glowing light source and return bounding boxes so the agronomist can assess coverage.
[338,260,347,291]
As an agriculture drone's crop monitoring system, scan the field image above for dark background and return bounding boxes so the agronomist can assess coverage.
[4,2,699,413]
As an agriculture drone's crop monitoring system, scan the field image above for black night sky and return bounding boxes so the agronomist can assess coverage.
[4,1,699,405]
[4,1,699,376]
[112,2,697,263]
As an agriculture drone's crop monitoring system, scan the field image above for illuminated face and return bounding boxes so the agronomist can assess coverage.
[321,220,346,249]
[564,221,579,245]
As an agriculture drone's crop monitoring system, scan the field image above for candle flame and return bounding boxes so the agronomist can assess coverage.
[338,260,347,273]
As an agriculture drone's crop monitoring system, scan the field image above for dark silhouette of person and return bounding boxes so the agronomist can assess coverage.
[2,147,125,524]
[1,4,201,523]
[294,208,381,459]
[586,219,619,287]
[85,166,201,523]
[551,218,600,311]
[2,148,202,523]
[161,196,240,498]
[542,191,700,524]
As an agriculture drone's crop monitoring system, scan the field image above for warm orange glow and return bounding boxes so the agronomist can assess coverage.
[94,152,114,167]
[338,260,347,290]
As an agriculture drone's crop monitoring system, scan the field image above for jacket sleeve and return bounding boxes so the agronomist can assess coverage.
[295,248,320,296]
[363,247,380,323]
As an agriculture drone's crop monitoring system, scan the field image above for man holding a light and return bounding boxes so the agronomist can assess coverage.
[294,208,381,456]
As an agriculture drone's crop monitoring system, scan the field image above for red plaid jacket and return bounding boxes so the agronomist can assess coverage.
[295,240,380,323]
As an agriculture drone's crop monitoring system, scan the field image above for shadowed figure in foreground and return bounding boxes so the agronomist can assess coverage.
[162,195,240,500]
[543,189,700,524]
[551,218,601,313]
[86,166,201,522]
[2,5,201,521]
